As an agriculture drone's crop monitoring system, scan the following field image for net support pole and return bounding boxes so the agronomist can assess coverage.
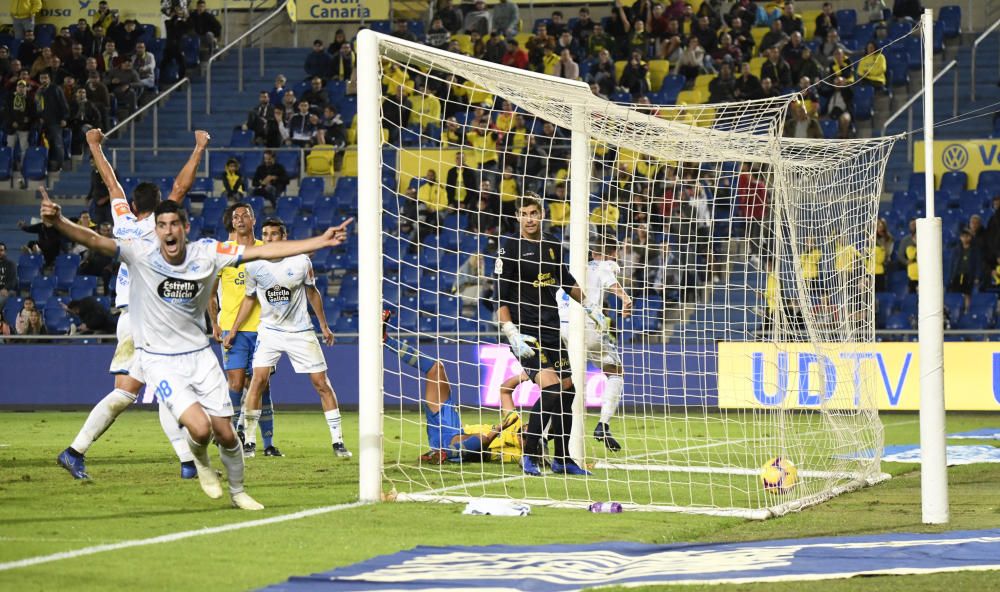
[917,8,949,525]
[356,29,384,504]
[567,105,591,465]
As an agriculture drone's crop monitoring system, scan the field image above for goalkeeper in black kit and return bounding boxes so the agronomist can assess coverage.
[495,195,613,476]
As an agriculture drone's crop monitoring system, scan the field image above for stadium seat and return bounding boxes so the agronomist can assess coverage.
[835,9,857,39]
[157,177,175,199]
[69,275,99,301]
[939,6,961,39]
[939,171,967,196]
[30,276,56,308]
[648,60,671,91]
[229,129,254,148]
[290,215,316,240]
[17,254,43,290]
[333,315,357,342]
[34,23,55,46]
[2,297,23,327]
[820,119,838,139]
[244,196,265,220]
[657,74,685,104]
[852,84,875,121]
[182,35,201,67]
[275,196,303,222]
[0,146,12,182]
[978,171,1000,195]
[53,254,81,292]
[305,148,334,177]
[299,177,326,211]
[277,151,300,179]
[22,147,48,181]
[43,304,71,334]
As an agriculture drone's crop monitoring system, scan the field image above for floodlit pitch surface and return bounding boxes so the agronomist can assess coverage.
[1,410,998,591]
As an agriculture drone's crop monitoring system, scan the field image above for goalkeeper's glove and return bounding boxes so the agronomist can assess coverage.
[502,321,536,359]
[585,305,611,332]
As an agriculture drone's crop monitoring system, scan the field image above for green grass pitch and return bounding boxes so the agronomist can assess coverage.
[1,410,999,591]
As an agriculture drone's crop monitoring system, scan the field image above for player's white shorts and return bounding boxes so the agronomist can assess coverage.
[108,310,145,382]
[252,326,327,374]
[140,347,233,419]
[561,324,623,368]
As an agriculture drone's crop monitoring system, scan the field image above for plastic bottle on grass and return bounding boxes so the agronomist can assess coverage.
[588,502,622,513]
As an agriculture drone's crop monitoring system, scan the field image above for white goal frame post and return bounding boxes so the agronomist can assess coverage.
[355,29,904,517]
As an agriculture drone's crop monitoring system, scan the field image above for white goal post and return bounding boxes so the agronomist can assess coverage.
[356,30,899,518]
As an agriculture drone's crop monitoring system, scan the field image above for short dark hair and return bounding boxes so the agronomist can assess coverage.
[261,217,287,236]
[153,199,188,224]
[133,182,160,214]
[223,202,254,233]
[518,193,543,213]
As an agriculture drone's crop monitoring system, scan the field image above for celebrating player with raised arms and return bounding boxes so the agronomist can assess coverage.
[495,195,624,476]
[57,129,208,481]
[224,218,352,459]
[41,195,352,510]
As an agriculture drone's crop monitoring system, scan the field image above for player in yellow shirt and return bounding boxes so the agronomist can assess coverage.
[208,203,282,458]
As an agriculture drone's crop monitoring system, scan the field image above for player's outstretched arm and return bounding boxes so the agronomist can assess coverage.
[86,129,126,201]
[40,189,118,256]
[168,131,210,203]
[208,276,223,342]
[610,282,633,318]
[242,218,354,263]
[305,281,334,345]
[223,293,257,350]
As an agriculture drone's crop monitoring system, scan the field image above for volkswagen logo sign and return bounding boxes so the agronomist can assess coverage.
[941,144,969,171]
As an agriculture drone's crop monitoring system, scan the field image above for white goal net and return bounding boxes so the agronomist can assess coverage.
[355,31,897,518]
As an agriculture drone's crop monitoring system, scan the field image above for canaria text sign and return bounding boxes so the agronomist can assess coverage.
[914,140,1000,188]
[718,342,1000,411]
[293,0,389,22]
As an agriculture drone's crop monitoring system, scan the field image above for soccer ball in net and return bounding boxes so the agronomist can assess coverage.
[761,457,798,494]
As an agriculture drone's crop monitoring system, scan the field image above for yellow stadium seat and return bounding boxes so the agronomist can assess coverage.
[801,9,821,40]
[676,89,707,105]
[749,56,767,78]
[306,147,335,176]
[466,83,493,106]
[751,27,769,50]
[692,107,716,128]
[590,204,620,226]
[549,201,571,226]
[397,148,461,193]
[514,32,533,50]
[694,73,716,90]
[648,59,670,91]
[340,150,358,176]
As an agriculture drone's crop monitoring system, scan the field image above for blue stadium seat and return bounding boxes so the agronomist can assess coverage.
[53,253,81,292]
[229,128,254,148]
[397,307,419,332]
[34,23,55,46]
[277,151,300,179]
[17,254,43,290]
[886,60,909,87]
[939,171,967,196]
[978,171,1000,195]
[182,35,201,67]
[200,197,227,233]
[333,315,357,342]
[835,9,857,39]
[908,173,926,195]
[2,297,23,327]
[299,177,325,211]
[22,147,48,181]
[943,292,964,322]
[852,84,875,121]
[30,277,56,308]
[43,304,71,334]
[939,6,961,39]
[275,196,303,222]
[853,23,875,45]
[240,151,263,175]
[157,177,175,199]
[70,275,99,301]
[905,36,922,70]
[888,21,912,43]
[290,215,316,240]
[0,146,12,181]
[820,119,838,139]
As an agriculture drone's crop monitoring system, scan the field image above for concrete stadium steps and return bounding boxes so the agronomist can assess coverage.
[52,47,311,197]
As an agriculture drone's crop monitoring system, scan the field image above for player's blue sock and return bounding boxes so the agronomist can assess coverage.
[456,435,483,454]
[228,389,243,428]
[260,386,274,449]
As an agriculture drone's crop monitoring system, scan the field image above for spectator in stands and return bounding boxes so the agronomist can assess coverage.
[188,1,221,53]
[455,253,489,308]
[555,31,582,62]
[462,0,491,35]
[836,112,856,139]
[781,32,805,75]
[97,40,118,72]
[897,217,917,270]
[0,310,12,340]
[483,32,506,63]
[949,230,980,308]
[269,74,288,106]
[784,101,822,139]
[29,46,52,79]
[329,42,355,83]
[556,48,579,80]
[161,4,190,83]
[0,243,15,310]
[77,223,116,291]
[527,23,557,72]
[65,43,87,82]
[73,19,94,53]
[893,0,923,21]
[708,63,736,103]
[829,48,854,83]
[92,1,117,32]
[984,197,1000,262]
[251,149,289,205]
[0,46,11,80]
[425,17,451,51]
[51,27,74,64]
[132,42,156,99]
[759,77,780,99]
[16,297,44,336]
[501,39,529,69]
[587,23,616,59]
[814,3,838,41]
[733,60,762,100]
[105,58,140,119]
[11,0,40,39]
[759,20,788,55]
[467,179,500,235]
[778,1,804,36]
[445,152,477,208]
[16,29,39,65]
[86,166,112,225]
[795,46,824,86]
[711,33,742,69]
[221,158,246,200]
[326,28,348,54]
[865,0,889,23]
[317,104,346,151]
[433,0,464,34]
[627,19,650,58]
[4,79,34,158]
[246,90,274,141]
[726,16,754,57]
[84,70,111,129]
[305,40,332,80]
[288,101,318,147]
[857,41,887,91]
[798,75,819,106]
[86,25,108,61]
[493,0,520,36]
[66,297,116,334]
[760,47,792,88]
[690,14,717,54]
[820,76,853,119]
[34,72,69,172]
[676,37,706,83]
[111,19,142,57]
[280,90,298,119]
[382,85,410,144]
[302,76,330,111]
[68,87,102,155]
[819,29,848,67]
[586,48,616,97]
[262,105,290,147]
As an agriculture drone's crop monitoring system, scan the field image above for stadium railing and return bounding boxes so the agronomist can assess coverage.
[105,146,310,181]
[881,58,958,162]
[206,0,291,115]
[970,16,1000,101]
[106,78,193,172]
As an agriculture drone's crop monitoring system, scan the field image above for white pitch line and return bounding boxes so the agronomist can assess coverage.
[0,501,366,573]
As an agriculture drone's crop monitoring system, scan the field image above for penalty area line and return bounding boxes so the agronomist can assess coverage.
[0,501,366,573]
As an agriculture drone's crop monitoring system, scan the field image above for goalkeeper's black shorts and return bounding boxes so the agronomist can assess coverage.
[518,327,570,381]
